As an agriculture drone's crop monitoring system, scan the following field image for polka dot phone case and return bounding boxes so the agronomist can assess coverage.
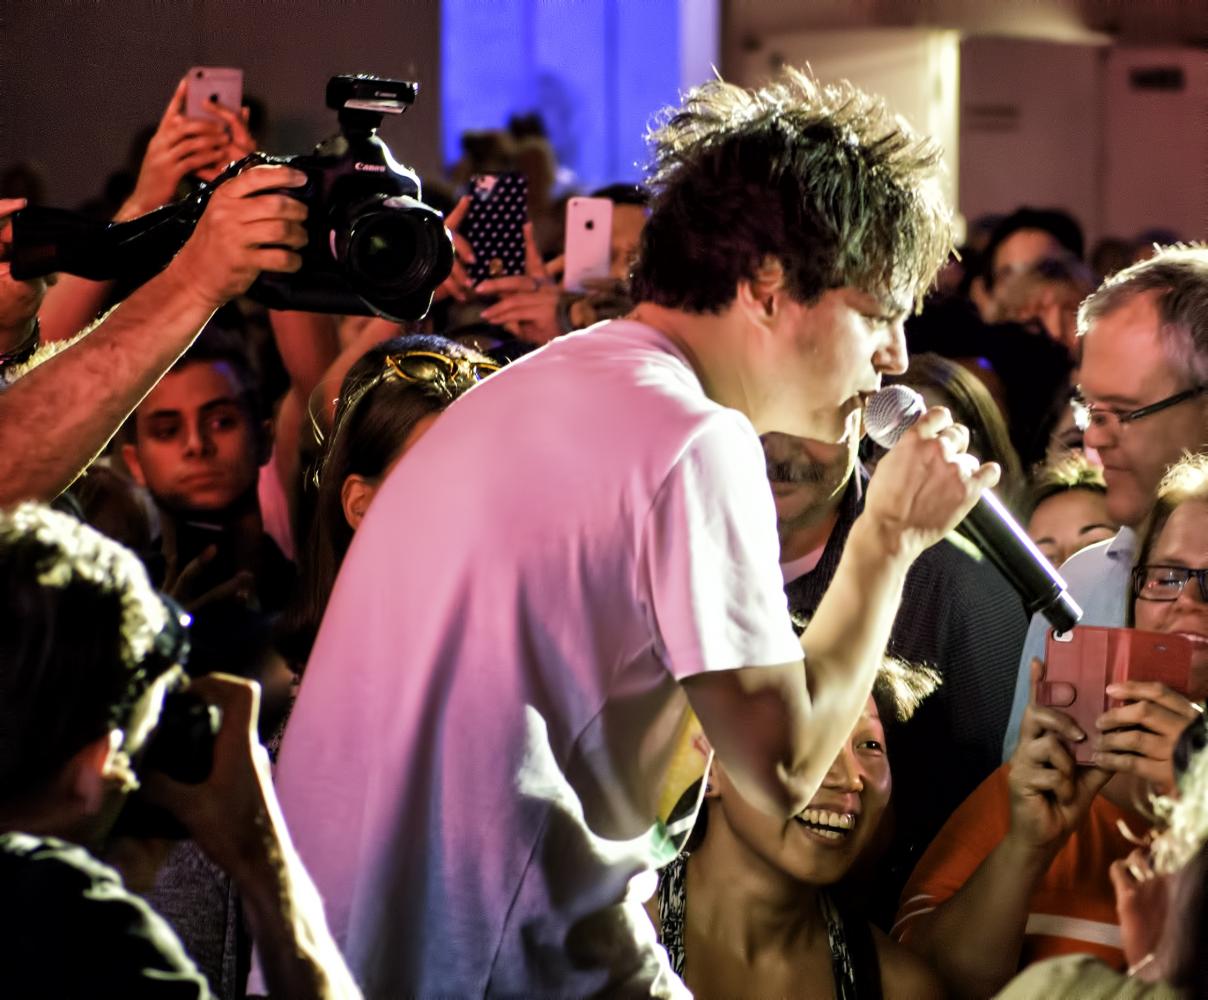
[463,172,529,283]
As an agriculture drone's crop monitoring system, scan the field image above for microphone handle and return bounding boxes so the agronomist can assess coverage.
[954,489,1083,633]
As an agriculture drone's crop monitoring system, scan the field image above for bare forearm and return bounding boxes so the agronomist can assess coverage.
[900,836,1052,998]
[0,265,214,503]
[269,310,340,400]
[789,517,911,793]
[236,828,361,999]
[37,273,115,343]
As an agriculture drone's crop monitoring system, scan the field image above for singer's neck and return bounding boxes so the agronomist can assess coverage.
[630,302,761,423]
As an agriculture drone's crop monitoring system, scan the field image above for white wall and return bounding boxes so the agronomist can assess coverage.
[1102,47,1208,240]
[958,38,1103,241]
[730,29,961,220]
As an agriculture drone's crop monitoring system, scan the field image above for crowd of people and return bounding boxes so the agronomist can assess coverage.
[1,63,1206,1000]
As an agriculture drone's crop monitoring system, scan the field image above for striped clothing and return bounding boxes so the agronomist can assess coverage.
[892,765,1137,970]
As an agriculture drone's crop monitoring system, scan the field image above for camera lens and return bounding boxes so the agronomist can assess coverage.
[351,215,419,285]
[345,200,449,295]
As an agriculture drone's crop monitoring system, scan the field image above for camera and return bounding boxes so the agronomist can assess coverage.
[110,596,221,840]
[11,75,453,322]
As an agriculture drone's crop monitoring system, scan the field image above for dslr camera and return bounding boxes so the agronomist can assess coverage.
[11,75,453,321]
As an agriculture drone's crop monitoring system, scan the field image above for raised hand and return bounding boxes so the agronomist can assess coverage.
[193,97,257,183]
[168,163,308,308]
[118,78,234,220]
[863,406,1000,560]
[432,195,476,303]
[1109,847,1169,974]
[478,222,561,345]
[1093,680,1202,794]
[1006,658,1111,854]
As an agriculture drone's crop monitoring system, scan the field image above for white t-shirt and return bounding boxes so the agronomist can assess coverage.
[271,320,802,998]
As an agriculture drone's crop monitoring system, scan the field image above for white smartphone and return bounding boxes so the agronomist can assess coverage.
[563,196,614,292]
[185,66,243,121]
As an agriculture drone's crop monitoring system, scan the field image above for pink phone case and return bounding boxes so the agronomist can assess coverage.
[1041,626,1193,763]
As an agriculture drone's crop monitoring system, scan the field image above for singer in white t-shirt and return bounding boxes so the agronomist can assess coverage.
[269,69,999,998]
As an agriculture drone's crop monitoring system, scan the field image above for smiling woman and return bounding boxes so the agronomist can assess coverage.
[647,657,943,1000]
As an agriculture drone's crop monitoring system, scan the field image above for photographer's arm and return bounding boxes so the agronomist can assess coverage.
[147,675,362,1000]
[0,165,307,506]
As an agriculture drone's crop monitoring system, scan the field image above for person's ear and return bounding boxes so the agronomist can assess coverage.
[67,731,123,816]
[736,256,788,325]
[703,758,723,799]
[122,442,147,488]
[340,474,378,531]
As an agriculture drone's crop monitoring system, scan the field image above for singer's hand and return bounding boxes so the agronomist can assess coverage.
[863,406,1000,559]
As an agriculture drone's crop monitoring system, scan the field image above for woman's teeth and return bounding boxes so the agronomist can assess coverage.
[796,809,856,837]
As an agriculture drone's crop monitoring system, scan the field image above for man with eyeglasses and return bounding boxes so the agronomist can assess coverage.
[1003,245,1208,758]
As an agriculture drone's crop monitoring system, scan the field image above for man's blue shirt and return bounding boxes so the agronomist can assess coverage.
[1001,527,1136,760]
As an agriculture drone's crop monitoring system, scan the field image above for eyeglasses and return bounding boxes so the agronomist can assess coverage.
[1072,385,1207,434]
[384,350,500,390]
[1133,564,1208,603]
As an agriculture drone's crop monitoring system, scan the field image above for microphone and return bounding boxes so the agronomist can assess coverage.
[865,385,1082,633]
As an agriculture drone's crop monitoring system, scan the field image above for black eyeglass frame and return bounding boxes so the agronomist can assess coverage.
[1072,384,1207,433]
[1132,563,1208,603]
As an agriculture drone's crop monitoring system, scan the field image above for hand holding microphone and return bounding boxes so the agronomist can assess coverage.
[865,385,1083,632]
[862,393,1001,561]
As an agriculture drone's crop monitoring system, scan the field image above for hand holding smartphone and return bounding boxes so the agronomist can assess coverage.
[1040,626,1193,763]
[462,173,528,285]
[562,196,613,292]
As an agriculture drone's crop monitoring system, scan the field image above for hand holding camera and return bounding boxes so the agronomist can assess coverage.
[11,76,454,322]
[170,163,309,308]
[142,673,281,883]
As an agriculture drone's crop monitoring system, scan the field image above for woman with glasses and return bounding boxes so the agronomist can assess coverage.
[280,333,498,665]
[891,452,1208,998]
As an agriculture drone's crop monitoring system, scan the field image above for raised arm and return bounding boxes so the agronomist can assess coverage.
[898,659,1109,998]
[146,674,362,1000]
[0,164,307,505]
[687,409,998,819]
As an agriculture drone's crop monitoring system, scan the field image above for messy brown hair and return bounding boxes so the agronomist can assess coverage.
[631,67,953,315]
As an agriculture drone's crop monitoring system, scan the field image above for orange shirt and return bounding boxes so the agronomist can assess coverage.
[893,764,1142,971]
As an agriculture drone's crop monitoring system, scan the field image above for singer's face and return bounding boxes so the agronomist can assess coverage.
[768,286,909,443]
[1080,293,1208,528]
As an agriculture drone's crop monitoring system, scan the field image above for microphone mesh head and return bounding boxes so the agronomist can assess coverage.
[865,385,926,448]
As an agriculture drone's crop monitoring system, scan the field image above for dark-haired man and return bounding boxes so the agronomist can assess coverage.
[121,326,295,613]
[274,70,997,997]
[0,502,359,998]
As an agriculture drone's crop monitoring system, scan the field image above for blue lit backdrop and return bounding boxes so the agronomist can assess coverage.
[442,0,715,190]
